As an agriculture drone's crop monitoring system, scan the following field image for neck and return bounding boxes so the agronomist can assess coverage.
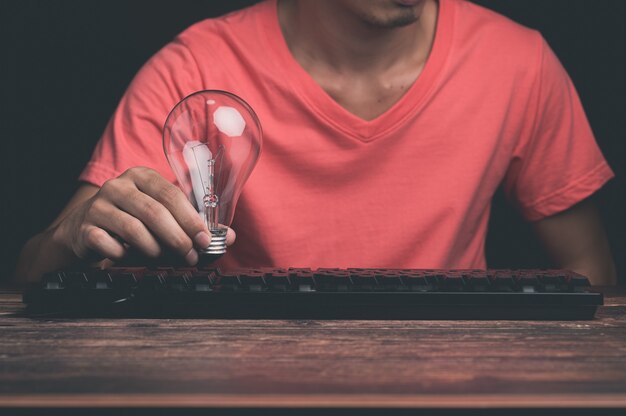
[278,0,438,74]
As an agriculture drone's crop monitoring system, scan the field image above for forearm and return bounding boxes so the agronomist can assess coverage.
[555,242,617,286]
[567,259,616,286]
[533,199,618,286]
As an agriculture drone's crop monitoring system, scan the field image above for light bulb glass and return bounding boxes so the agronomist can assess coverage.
[163,90,262,258]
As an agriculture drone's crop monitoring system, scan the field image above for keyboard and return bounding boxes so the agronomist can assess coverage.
[22,267,603,320]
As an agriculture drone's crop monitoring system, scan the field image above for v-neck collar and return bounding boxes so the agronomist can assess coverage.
[259,0,456,142]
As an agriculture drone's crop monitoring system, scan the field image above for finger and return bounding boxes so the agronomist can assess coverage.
[92,204,162,258]
[226,227,236,246]
[81,226,126,261]
[133,169,211,249]
[100,258,116,269]
[112,189,197,261]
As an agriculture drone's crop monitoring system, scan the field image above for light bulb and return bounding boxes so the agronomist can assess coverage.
[163,90,262,260]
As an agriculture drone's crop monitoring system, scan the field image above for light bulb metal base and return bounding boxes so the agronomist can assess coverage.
[199,228,227,257]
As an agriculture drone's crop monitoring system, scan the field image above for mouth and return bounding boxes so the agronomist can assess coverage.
[394,0,422,7]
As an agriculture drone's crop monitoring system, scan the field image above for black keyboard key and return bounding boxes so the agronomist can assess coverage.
[239,272,266,292]
[376,272,405,291]
[492,271,515,292]
[314,272,351,292]
[139,272,167,292]
[350,273,378,291]
[265,272,291,291]
[63,271,89,289]
[466,272,490,292]
[291,275,315,292]
[190,271,215,292]
[404,273,436,292]
[540,272,570,292]
[42,272,65,290]
[315,269,349,290]
[90,271,113,290]
[215,271,241,291]
[347,268,372,273]
[109,270,139,292]
[288,268,312,276]
[267,268,289,275]
[436,273,466,292]
[571,273,591,292]
[517,271,540,293]
[166,272,191,292]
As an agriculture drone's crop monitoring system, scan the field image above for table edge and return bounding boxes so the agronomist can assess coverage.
[1,394,625,408]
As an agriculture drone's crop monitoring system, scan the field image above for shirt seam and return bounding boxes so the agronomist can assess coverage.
[521,162,613,214]
[79,161,122,186]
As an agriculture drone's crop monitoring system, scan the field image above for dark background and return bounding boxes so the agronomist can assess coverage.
[1,1,624,282]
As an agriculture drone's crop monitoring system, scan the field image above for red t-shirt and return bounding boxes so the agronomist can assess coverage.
[80,0,614,269]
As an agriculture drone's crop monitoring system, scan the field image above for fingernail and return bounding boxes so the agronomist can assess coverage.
[185,248,199,265]
[194,231,211,249]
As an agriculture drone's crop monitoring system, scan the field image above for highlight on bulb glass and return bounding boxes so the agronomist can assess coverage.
[163,90,262,260]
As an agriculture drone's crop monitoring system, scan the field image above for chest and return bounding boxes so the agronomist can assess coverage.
[312,66,425,121]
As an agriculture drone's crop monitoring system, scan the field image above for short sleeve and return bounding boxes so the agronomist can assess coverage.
[79,38,203,186]
[503,37,614,222]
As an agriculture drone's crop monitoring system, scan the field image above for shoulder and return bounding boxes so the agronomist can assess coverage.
[175,1,272,57]
[451,0,544,65]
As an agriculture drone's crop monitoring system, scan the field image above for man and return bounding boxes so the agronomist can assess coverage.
[16,0,617,284]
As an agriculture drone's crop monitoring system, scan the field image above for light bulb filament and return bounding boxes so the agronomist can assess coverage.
[203,159,220,231]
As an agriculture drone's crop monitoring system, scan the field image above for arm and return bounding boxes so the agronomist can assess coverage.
[15,167,235,285]
[532,198,617,285]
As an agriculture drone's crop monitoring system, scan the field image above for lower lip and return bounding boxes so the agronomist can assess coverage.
[395,0,421,6]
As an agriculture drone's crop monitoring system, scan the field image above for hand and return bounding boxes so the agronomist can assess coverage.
[53,167,235,265]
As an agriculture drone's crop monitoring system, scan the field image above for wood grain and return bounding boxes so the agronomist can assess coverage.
[0,286,625,410]
[1,393,626,408]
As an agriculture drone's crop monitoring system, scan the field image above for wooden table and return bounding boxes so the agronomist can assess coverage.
[1,287,625,415]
